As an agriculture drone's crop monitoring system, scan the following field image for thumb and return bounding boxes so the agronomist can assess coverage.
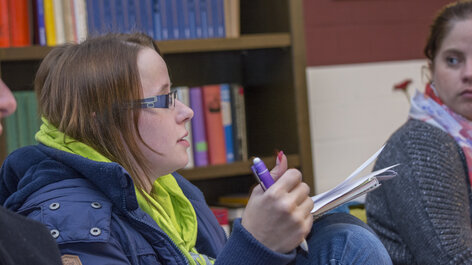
[270,151,287,181]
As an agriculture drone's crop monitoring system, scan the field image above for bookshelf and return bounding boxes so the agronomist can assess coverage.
[0,0,313,203]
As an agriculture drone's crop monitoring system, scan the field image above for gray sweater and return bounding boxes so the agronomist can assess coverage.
[366,119,472,265]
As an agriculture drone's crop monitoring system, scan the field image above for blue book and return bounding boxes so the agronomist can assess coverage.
[220,84,234,163]
[86,0,99,35]
[141,0,155,38]
[205,0,214,37]
[187,0,197,39]
[128,0,137,32]
[178,0,191,39]
[114,0,126,33]
[213,0,225,37]
[152,0,163,40]
[169,0,180,39]
[198,0,208,38]
[102,0,113,32]
[35,0,46,45]
[160,0,169,39]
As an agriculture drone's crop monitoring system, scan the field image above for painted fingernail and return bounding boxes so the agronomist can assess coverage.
[276,150,284,165]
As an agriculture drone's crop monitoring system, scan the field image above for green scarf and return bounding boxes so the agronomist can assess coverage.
[35,118,212,265]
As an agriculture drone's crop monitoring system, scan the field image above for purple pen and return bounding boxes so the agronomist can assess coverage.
[251,156,309,252]
[251,157,275,191]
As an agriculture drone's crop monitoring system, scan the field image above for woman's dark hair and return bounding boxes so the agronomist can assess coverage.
[424,0,472,62]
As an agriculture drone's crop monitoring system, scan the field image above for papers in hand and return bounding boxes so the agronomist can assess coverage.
[311,146,398,217]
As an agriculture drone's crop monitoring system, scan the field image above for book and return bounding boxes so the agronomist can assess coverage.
[72,0,87,43]
[32,0,47,46]
[223,0,239,38]
[213,0,224,37]
[189,87,208,167]
[53,0,65,44]
[220,84,234,163]
[152,0,163,40]
[311,146,398,218]
[62,0,76,43]
[231,84,247,161]
[8,0,31,47]
[202,84,226,165]
[0,0,10,47]
[43,0,56,46]
[176,86,194,168]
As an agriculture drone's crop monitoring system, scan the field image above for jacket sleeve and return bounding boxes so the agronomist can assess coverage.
[366,121,472,265]
[214,219,296,265]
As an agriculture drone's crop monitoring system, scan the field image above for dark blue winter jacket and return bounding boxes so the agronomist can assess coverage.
[0,144,295,265]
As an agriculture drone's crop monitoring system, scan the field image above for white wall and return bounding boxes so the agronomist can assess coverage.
[307,60,428,194]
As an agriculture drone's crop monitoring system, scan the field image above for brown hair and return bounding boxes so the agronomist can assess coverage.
[35,33,161,192]
[424,0,472,62]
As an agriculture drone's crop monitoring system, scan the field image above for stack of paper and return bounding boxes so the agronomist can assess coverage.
[311,146,398,217]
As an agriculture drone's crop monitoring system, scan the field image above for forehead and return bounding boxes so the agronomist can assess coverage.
[137,48,170,96]
[439,18,472,51]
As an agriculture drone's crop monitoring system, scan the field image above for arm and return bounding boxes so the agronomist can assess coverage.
[370,122,472,264]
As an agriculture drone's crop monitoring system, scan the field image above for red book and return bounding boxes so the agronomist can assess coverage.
[8,0,31,47]
[0,0,10,47]
[202,84,227,165]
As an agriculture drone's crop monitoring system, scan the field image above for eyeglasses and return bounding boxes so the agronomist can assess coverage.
[136,90,177,109]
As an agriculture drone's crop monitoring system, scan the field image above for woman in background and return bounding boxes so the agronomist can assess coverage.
[0,32,391,265]
[366,1,472,264]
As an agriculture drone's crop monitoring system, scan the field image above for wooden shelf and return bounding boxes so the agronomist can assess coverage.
[0,33,291,61]
[178,154,300,181]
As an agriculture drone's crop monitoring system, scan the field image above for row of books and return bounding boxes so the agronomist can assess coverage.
[0,0,240,47]
[175,84,248,168]
[4,84,248,169]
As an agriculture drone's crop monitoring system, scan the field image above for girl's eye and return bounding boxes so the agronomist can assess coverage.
[445,56,460,66]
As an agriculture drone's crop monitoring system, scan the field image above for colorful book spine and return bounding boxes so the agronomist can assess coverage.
[213,0,225,37]
[176,87,194,168]
[35,0,47,46]
[179,0,191,39]
[73,0,87,42]
[141,0,154,38]
[8,0,31,46]
[127,0,137,32]
[205,0,214,37]
[189,87,208,167]
[62,0,77,43]
[198,0,208,38]
[231,84,247,161]
[168,0,179,39]
[187,0,197,39]
[160,0,169,39]
[202,84,226,165]
[220,84,234,163]
[53,0,65,44]
[43,0,56,46]
[152,0,162,40]
[0,0,10,47]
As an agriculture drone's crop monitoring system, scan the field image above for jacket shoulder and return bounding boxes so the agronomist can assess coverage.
[20,179,114,245]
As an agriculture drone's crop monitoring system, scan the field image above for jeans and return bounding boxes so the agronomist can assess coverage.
[294,213,392,265]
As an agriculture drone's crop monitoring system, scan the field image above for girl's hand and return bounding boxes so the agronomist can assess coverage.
[241,152,314,253]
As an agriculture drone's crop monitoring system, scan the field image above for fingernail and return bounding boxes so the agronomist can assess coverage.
[276,150,284,165]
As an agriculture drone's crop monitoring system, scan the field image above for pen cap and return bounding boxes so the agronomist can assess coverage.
[252,157,274,189]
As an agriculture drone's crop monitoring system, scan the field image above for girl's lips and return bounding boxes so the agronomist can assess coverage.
[460,90,472,99]
[178,139,190,147]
